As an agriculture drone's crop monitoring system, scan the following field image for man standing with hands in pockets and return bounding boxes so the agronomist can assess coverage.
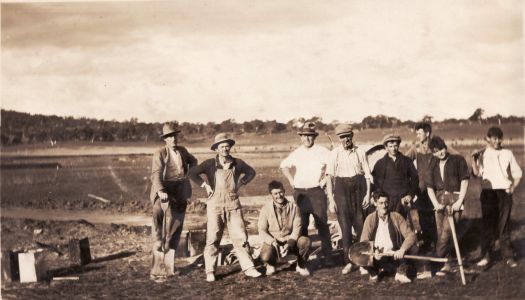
[325,123,372,275]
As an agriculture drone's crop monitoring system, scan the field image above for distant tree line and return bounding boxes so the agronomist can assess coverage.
[1,108,523,145]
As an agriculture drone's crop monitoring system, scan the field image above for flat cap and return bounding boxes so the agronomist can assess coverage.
[382,134,401,145]
[335,124,354,136]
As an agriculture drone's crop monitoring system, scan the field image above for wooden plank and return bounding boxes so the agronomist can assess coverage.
[1,250,19,283]
[69,238,91,265]
[18,251,47,283]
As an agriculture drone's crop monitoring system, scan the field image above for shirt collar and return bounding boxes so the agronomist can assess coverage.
[273,199,288,209]
[342,145,358,152]
[215,154,235,169]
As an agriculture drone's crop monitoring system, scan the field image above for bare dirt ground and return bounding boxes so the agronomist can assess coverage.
[2,214,525,299]
[1,143,525,298]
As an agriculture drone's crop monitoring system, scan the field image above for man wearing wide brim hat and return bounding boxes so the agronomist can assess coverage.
[296,121,319,136]
[189,133,261,282]
[325,123,372,275]
[150,122,198,278]
[372,133,419,227]
[159,122,181,139]
[280,121,334,267]
[210,133,235,150]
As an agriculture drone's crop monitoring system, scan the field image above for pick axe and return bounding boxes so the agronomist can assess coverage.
[151,200,175,280]
[349,241,448,267]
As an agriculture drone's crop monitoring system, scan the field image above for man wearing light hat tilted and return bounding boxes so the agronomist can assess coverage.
[189,133,262,282]
[325,123,372,275]
[150,122,198,277]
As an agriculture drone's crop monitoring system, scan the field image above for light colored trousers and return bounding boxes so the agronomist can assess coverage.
[204,206,255,274]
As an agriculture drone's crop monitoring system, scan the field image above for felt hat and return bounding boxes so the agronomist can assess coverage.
[160,123,181,138]
[297,122,319,136]
[335,124,354,137]
[211,133,236,150]
[382,134,401,145]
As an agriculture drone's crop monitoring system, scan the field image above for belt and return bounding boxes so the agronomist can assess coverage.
[294,187,321,191]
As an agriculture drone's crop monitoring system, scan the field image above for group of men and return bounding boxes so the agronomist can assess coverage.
[149,121,522,283]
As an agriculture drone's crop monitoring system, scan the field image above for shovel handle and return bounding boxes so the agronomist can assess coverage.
[448,214,467,285]
[362,252,449,263]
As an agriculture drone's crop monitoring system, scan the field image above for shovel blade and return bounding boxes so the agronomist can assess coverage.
[151,249,175,277]
[349,241,374,267]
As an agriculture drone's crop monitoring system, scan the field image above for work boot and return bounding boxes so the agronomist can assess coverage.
[359,267,369,275]
[296,265,311,276]
[476,255,490,267]
[244,267,262,278]
[341,263,356,274]
[206,272,216,282]
[369,274,378,283]
[436,263,451,276]
[416,270,432,279]
[394,273,412,284]
[506,258,518,268]
[265,264,276,276]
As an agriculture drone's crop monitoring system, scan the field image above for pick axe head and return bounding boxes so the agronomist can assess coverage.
[349,241,374,267]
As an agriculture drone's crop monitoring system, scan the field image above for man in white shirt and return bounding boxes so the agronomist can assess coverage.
[280,122,334,266]
[325,123,372,274]
[472,126,522,268]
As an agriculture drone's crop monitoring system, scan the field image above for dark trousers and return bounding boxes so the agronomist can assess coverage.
[294,187,333,257]
[365,245,418,276]
[480,189,514,259]
[415,191,437,252]
[152,181,188,250]
[152,199,187,249]
[260,236,311,268]
[334,176,366,264]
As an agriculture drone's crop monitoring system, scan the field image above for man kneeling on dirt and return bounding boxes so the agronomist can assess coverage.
[150,123,198,274]
[360,191,417,283]
[189,133,262,282]
[258,180,312,276]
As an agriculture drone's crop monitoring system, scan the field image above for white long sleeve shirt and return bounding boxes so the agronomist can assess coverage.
[478,147,522,189]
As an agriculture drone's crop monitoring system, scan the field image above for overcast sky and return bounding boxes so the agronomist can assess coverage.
[1,0,523,123]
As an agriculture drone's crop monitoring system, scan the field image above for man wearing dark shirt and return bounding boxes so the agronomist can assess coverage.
[405,123,437,257]
[426,136,469,276]
[372,134,419,218]
[189,133,262,282]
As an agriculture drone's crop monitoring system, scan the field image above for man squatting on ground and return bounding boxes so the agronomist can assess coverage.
[150,123,197,275]
[325,123,371,275]
[189,133,262,282]
[425,136,469,275]
[471,126,522,268]
[405,123,438,259]
[372,134,419,229]
[258,180,312,276]
[280,122,334,266]
[360,191,417,284]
